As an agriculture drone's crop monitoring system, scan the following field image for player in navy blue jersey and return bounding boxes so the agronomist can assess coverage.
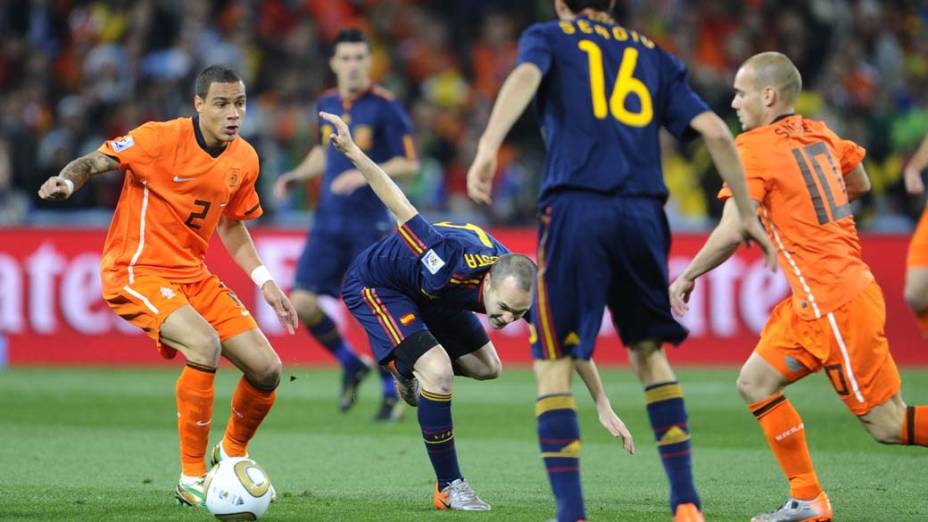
[274,29,419,421]
[320,109,633,511]
[468,1,777,521]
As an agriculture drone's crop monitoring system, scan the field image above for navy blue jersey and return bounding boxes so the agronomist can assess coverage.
[517,16,709,204]
[347,215,510,313]
[315,86,415,229]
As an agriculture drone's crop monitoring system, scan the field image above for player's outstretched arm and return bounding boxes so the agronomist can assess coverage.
[329,155,420,195]
[274,145,326,199]
[38,151,119,200]
[217,216,298,334]
[574,358,635,455]
[319,111,418,224]
[467,63,543,205]
[689,111,777,270]
[669,199,745,317]
[904,132,928,196]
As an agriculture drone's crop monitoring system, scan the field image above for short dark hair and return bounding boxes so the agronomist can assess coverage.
[564,0,614,13]
[490,254,537,293]
[194,65,243,99]
[332,28,370,55]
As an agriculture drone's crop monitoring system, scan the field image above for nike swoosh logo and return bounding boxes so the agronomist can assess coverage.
[195,419,211,426]
[173,176,195,183]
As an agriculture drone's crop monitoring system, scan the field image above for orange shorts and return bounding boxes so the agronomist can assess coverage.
[907,208,928,268]
[755,281,900,416]
[103,272,258,348]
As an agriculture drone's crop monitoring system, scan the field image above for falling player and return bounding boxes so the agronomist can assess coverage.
[323,109,635,511]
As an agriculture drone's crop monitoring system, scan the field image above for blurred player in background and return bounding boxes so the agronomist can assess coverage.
[274,28,419,421]
[671,52,928,522]
[38,65,298,508]
[468,1,776,521]
[902,131,928,334]
[324,110,635,511]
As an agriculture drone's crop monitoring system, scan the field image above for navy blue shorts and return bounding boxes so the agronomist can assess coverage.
[531,192,688,361]
[342,268,489,365]
[293,226,385,297]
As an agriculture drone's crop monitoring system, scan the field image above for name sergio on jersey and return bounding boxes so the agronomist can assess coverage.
[557,18,655,49]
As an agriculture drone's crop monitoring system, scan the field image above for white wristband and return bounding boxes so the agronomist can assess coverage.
[62,178,75,194]
[250,265,274,288]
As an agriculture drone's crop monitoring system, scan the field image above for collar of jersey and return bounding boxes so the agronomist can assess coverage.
[192,115,229,159]
[770,113,796,125]
[339,84,373,111]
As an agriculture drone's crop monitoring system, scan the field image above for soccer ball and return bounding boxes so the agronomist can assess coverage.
[205,457,273,521]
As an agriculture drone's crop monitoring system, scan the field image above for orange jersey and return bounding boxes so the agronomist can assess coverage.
[98,117,262,289]
[720,114,872,320]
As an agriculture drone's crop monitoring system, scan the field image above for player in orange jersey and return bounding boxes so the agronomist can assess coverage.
[38,65,298,508]
[670,52,928,522]
[902,131,928,333]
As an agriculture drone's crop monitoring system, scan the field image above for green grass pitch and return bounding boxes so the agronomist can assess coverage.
[1,366,926,521]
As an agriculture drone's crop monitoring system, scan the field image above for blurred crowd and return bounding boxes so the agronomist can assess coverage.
[1,0,927,230]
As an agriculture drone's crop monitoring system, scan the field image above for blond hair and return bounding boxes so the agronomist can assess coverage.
[743,52,802,106]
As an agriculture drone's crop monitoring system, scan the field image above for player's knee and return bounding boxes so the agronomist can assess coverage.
[865,420,902,445]
[736,373,767,403]
[470,358,502,381]
[184,329,222,367]
[247,354,283,390]
[420,364,454,395]
[903,284,928,314]
[290,291,320,322]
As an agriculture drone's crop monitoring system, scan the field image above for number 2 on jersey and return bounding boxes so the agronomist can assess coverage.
[184,200,211,230]
[578,41,653,127]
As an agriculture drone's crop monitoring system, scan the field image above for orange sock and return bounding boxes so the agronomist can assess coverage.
[901,405,928,446]
[749,393,822,500]
[222,376,277,457]
[176,363,216,477]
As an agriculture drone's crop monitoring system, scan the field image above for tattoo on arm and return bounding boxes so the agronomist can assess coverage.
[59,151,119,189]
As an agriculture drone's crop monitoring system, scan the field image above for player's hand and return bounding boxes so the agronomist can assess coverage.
[331,169,367,194]
[904,165,925,196]
[669,275,695,317]
[261,281,298,334]
[273,172,298,200]
[466,148,497,205]
[319,111,360,158]
[596,401,635,455]
[739,218,778,271]
[38,176,74,200]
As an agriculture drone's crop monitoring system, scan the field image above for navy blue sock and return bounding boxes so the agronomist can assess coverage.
[379,366,398,399]
[307,312,360,368]
[537,394,585,522]
[418,389,462,489]
[644,381,700,512]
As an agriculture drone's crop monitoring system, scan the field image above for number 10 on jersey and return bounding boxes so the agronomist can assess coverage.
[578,41,653,127]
